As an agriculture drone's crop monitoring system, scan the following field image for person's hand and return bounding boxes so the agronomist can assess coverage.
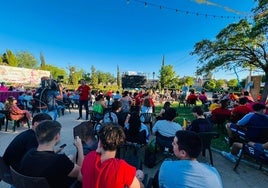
[136,169,144,182]
[74,136,82,149]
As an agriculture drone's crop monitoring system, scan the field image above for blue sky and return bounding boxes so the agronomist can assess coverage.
[0,0,257,81]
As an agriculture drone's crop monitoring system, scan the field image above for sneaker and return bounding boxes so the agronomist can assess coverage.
[77,117,82,120]
[221,151,237,163]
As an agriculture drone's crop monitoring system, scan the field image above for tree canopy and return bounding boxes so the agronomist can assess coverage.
[191,0,268,101]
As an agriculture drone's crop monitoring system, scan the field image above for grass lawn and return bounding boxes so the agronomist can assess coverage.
[154,102,230,151]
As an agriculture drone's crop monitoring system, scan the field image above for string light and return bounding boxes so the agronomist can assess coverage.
[125,0,253,20]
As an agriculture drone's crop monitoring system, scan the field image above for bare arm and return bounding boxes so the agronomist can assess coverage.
[129,176,143,188]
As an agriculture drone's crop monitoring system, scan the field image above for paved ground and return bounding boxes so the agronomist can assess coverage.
[1,109,268,187]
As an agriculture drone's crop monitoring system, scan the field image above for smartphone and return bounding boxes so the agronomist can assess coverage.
[59,144,67,148]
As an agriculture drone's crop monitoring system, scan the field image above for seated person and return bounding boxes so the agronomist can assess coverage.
[140,98,153,114]
[156,101,171,121]
[226,103,268,144]
[209,99,220,112]
[186,106,212,133]
[230,97,252,123]
[125,112,149,144]
[4,96,32,123]
[3,113,52,170]
[198,90,208,104]
[19,120,83,188]
[79,124,144,188]
[80,122,98,155]
[103,100,122,124]
[24,91,34,110]
[211,99,231,124]
[157,130,223,188]
[186,89,198,105]
[152,107,182,137]
[221,141,268,163]
[92,94,107,115]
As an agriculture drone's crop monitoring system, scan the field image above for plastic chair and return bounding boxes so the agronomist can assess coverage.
[233,127,268,171]
[10,166,50,188]
[0,156,13,185]
[198,132,220,166]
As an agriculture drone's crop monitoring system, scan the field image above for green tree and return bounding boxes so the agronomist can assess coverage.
[227,79,239,90]
[216,79,226,90]
[16,51,38,68]
[43,64,67,81]
[159,64,177,89]
[5,50,19,66]
[40,52,46,69]
[91,65,98,89]
[191,1,268,102]
[203,80,216,91]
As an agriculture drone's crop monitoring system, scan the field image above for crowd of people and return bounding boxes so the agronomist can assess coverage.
[2,78,268,187]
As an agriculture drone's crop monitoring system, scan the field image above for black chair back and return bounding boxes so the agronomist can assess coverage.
[10,166,50,188]
[0,156,13,184]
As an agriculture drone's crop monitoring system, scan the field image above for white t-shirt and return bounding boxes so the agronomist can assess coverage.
[152,120,182,137]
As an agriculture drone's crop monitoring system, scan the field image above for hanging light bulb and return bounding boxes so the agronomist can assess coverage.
[126,0,130,4]
[144,2,147,7]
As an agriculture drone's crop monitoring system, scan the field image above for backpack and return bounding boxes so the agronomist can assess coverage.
[103,111,118,124]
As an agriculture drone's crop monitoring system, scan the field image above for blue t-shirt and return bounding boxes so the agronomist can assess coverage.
[159,160,223,188]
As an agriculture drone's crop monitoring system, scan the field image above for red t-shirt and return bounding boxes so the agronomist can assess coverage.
[81,151,136,188]
[77,85,91,100]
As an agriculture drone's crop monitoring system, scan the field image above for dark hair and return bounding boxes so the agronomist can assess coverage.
[98,124,125,151]
[32,113,52,126]
[252,103,266,112]
[35,120,61,144]
[128,112,141,136]
[95,94,104,101]
[163,102,171,110]
[175,130,202,158]
[143,98,151,107]
[192,106,203,116]
[112,100,122,111]
[163,108,178,121]
[238,97,248,105]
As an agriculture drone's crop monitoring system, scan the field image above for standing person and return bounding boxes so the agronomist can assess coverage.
[3,113,52,170]
[79,124,144,188]
[76,79,91,120]
[158,130,223,188]
[19,120,83,188]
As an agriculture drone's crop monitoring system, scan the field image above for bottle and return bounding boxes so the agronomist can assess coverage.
[183,118,187,130]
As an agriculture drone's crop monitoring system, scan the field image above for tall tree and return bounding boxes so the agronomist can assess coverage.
[6,50,18,67]
[191,1,268,101]
[159,64,177,89]
[40,52,46,69]
[227,79,239,90]
[91,65,98,89]
[16,51,38,68]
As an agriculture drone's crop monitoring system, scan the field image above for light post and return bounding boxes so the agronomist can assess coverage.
[152,72,155,89]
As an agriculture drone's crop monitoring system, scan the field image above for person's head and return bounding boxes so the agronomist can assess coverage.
[95,94,104,101]
[220,99,228,108]
[163,107,178,121]
[4,96,17,110]
[97,124,125,151]
[252,103,266,113]
[80,79,86,85]
[81,122,96,142]
[112,100,122,112]
[192,106,204,116]
[122,91,129,97]
[32,113,52,128]
[143,98,151,107]
[238,97,248,105]
[163,101,171,110]
[173,130,202,159]
[35,120,62,145]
